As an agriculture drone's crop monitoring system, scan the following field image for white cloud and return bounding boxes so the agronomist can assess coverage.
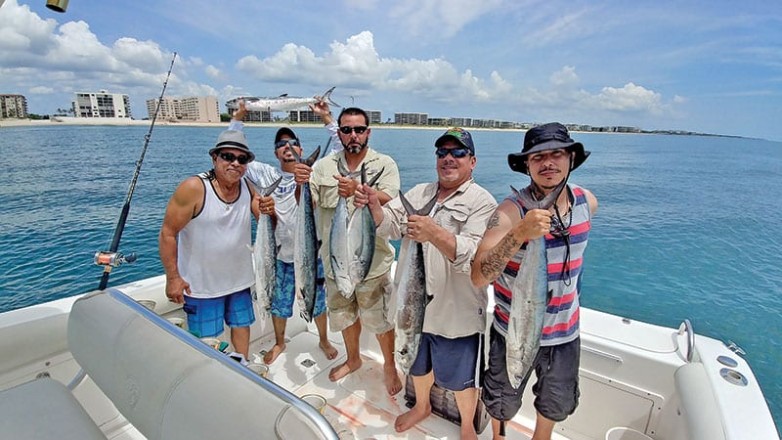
[205,65,221,79]
[388,0,504,37]
[29,85,54,94]
[236,31,512,102]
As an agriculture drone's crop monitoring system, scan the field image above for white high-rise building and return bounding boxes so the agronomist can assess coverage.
[72,90,132,118]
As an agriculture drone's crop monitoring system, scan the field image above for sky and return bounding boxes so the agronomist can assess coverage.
[1,0,781,141]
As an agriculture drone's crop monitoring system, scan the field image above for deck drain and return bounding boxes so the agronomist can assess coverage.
[301,359,316,368]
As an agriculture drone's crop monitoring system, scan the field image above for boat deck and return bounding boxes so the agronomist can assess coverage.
[246,322,562,440]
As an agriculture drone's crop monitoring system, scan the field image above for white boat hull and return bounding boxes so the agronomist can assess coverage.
[0,272,777,439]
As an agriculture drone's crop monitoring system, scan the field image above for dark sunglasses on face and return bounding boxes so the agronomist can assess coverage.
[218,152,250,165]
[435,147,471,159]
[274,139,300,149]
[338,125,368,135]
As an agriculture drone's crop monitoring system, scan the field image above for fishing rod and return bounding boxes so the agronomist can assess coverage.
[94,52,177,290]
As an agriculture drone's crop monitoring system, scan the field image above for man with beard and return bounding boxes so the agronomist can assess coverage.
[309,104,403,396]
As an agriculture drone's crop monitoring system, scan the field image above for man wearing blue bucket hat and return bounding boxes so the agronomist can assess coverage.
[472,122,598,439]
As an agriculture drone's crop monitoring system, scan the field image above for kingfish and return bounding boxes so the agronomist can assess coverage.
[505,180,566,388]
[291,146,321,323]
[248,176,283,314]
[329,160,361,298]
[243,87,339,112]
[394,192,438,374]
[347,164,385,291]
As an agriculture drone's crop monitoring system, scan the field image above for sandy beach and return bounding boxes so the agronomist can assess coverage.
[0,117,522,132]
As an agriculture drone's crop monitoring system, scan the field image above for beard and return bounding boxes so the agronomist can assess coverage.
[345,140,368,154]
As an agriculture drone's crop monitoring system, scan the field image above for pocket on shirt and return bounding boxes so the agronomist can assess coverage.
[440,203,470,232]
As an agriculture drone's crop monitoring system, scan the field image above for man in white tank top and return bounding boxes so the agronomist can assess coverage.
[159,129,276,361]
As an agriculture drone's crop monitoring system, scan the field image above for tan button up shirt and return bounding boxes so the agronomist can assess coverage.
[377,179,497,337]
[310,147,400,281]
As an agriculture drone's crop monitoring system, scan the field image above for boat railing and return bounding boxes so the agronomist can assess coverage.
[678,318,695,362]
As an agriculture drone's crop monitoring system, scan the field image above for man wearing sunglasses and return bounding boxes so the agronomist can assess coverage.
[309,104,403,396]
[471,123,598,440]
[159,129,276,363]
[353,127,497,438]
[228,102,340,365]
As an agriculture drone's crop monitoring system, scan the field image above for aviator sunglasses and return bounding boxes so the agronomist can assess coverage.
[435,147,471,159]
[275,139,300,149]
[338,125,368,135]
[218,152,250,165]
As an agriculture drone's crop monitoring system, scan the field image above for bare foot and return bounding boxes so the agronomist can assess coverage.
[384,364,403,395]
[319,341,338,360]
[329,358,362,382]
[263,343,286,365]
[395,404,431,432]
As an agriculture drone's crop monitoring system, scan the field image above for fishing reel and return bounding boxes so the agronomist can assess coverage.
[94,251,137,268]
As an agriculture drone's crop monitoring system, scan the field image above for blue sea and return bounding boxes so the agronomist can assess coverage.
[1,124,780,432]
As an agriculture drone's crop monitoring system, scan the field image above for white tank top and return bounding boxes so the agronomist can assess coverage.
[177,174,255,298]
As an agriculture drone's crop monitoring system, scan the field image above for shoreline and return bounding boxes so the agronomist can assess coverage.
[0,117,748,139]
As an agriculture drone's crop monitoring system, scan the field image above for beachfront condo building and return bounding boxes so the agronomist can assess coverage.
[147,96,220,123]
[0,94,28,119]
[72,91,132,119]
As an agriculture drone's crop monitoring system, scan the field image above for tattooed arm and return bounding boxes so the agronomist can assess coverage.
[470,199,552,287]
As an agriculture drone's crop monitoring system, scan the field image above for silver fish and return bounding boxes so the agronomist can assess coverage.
[329,160,361,298]
[505,180,566,388]
[291,146,321,323]
[248,176,283,313]
[347,165,384,291]
[243,87,339,112]
[394,192,438,374]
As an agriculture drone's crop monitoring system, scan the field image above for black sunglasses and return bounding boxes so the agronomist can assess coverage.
[274,139,300,149]
[338,125,368,135]
[218,152,250,165]
[435,147,471,159]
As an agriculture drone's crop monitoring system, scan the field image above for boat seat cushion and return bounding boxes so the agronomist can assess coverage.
[674,362,726,440]
[0,377,105,440]
[67,290,310,440]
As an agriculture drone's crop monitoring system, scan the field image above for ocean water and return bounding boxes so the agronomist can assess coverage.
[1,124,780,432]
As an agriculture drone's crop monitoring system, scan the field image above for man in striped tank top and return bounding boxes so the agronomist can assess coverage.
[471,123,598,440]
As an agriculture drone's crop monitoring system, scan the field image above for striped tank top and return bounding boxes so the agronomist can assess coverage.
[492,184,591,346]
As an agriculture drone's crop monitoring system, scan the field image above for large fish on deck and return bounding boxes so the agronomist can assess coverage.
[291,146,321,323]
[505,180,566,388]
[243,87,339,112]
[394,192,438,374]
[248,176,283,315]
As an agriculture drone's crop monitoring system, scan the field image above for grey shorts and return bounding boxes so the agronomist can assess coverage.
[481,326,580,422]
[325,272,393,334]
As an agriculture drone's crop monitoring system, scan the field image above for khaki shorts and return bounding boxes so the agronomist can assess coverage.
[326,272,393,334]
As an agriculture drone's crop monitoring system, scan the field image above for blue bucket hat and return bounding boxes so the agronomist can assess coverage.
[507,122,589,174]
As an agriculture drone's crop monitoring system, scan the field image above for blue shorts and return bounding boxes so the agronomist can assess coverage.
[481,326,580,422]
[183,288,256,338]
[270,259,326,319]
[410,332,483,391]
